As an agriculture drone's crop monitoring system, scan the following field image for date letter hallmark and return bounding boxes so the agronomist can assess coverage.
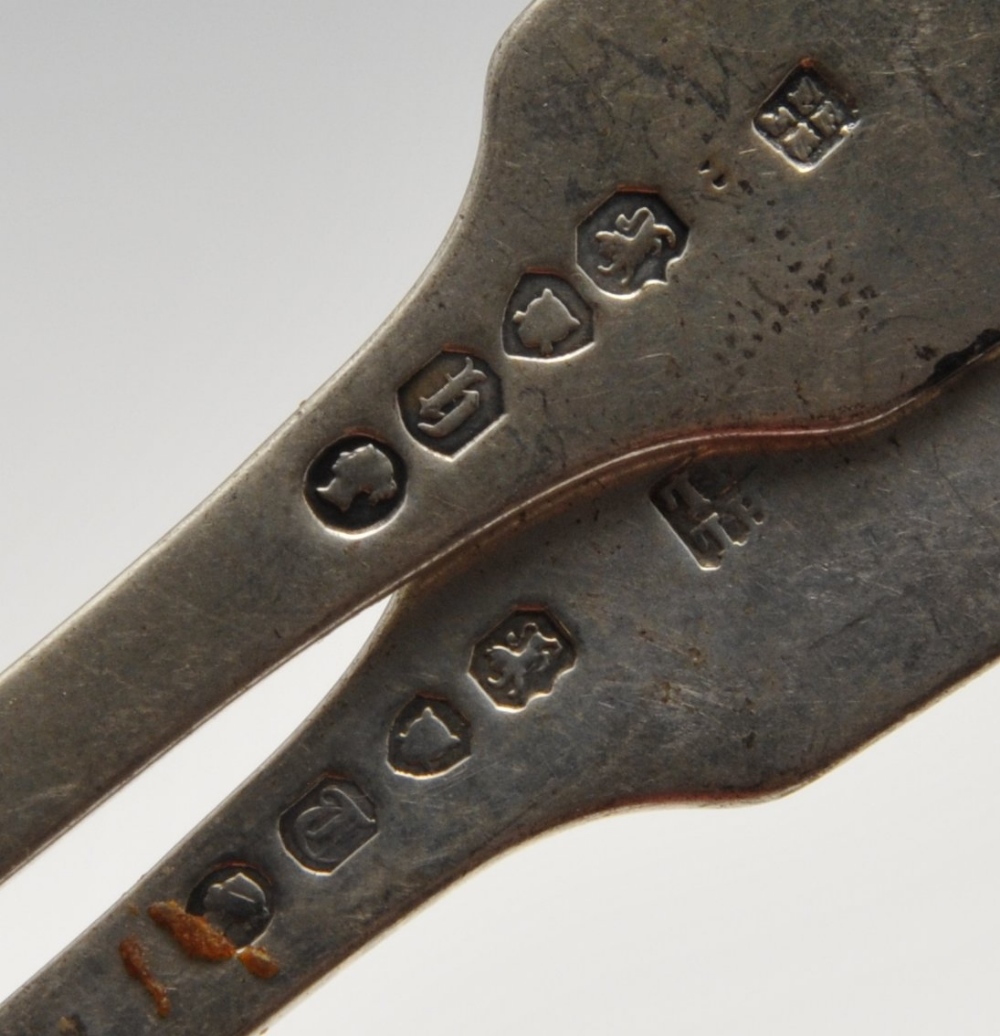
[399,352,504,455]
[417,357,486,438]
[755,63,858,170]
[280,778,378,874]
[652,469,764,570]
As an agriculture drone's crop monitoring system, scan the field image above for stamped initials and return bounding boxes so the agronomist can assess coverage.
[652,469,764,570]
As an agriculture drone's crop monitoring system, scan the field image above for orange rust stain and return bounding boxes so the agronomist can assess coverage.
[119,937,171,1019]
[237,946,280,980]
[148,899,280,981]
[148,900,235,962]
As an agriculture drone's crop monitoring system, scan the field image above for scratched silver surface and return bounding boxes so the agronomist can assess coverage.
[4,3,1000,1033]
[3,0,1000,890]
[4,352,1000,1034]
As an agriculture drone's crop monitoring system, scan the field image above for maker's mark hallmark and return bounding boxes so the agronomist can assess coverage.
[398,351,504,455]
[504,273,595,360]
[280,777,378,874]
[470,608,576,710]
[651,468,764,570]
[577,190,688,296]
[755,63,858,169]
[388,695,472,777]
[305,437,406,532]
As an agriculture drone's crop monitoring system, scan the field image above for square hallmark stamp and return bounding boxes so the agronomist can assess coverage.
[755,63,858,169]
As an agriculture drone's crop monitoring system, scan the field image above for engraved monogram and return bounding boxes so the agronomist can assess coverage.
[578,191,688,296]
[756,64,857,169]
[504,273,595,360]
[388,695,472,777]
[651,469,764,570]
[305,437,406,532]
[399,351,504,455]
[280,778,378,874]
[471,609,575,710]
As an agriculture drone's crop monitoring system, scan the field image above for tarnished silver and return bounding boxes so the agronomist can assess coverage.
[5,360,1000,1034]
[3,0,1000,888]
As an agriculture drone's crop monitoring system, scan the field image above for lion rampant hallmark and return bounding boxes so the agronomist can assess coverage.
[596,206,676,288]
[482,621,565,706]
[472,610,576,710]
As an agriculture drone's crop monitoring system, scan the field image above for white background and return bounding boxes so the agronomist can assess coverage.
[0,3,997,1033]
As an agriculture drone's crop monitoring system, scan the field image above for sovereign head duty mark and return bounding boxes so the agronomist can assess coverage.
[187,865,273,947]
[305,437,406,532]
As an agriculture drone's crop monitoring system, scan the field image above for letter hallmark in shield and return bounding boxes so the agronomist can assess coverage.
[280,777,378,874]
[398,351,504,455]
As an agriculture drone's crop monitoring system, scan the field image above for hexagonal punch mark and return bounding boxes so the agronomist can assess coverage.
[503,273,595,360]
[470,608,576,710]
[388,694,472,777]
[305,437,406,532]
[755,62,858,170]
[398,351,504,455]
[577,190,689,296]
[279,777,378,874]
